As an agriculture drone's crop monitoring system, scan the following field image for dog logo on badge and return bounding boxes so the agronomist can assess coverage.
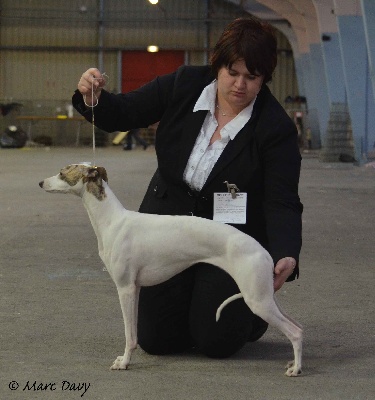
[224,181,239,199]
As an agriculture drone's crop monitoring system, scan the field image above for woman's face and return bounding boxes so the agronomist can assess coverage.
[217,59,264,112]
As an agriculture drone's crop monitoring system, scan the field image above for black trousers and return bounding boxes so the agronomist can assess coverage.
[138,263,267,358]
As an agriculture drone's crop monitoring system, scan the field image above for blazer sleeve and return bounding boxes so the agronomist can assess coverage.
[72,71,177,132]
[256,107,303,280]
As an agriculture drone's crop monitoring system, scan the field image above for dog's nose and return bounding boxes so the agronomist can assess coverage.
[39,181,44,188]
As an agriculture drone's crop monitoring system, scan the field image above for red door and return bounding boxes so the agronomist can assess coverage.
[122,50,184,92]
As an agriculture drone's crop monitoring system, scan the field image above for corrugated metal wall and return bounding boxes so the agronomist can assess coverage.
[0,0,298,144]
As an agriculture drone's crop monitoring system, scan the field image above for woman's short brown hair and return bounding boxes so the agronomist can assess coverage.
[210,17,277,84]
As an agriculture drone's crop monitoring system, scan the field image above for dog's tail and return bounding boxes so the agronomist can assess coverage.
[216,293,243,322]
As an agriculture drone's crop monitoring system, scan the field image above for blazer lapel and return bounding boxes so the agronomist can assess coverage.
[177,84,265,189]
[177,109,208,178]
[202,113,258,190]
[202,86,267,190]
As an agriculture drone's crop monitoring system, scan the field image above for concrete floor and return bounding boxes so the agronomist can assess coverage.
[0,146,374,400]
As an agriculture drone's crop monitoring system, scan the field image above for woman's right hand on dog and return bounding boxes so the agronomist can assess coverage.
[78,68,107,107]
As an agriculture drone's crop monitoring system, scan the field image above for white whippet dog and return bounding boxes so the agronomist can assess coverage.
[39,164,302,376]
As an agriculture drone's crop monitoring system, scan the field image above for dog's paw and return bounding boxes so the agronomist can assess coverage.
[110,356,128,371]
[285,361,302,377]
[285,360,294,369]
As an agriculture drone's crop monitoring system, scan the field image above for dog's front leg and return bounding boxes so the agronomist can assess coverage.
[110,285,140,370]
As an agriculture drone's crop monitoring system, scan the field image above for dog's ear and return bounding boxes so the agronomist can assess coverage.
[86,167,99,179]
[96,167,108,183]
[86,166,108,183]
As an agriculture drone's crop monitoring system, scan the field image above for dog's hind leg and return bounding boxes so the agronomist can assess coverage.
[247,296,303,377]
[110,284,140,370]
[271,295,303,376]
[229,255,303,377]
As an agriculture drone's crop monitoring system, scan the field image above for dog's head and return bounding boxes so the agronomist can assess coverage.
[39,164,108,200]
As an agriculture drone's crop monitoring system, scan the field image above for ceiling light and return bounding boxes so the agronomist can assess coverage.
[147,45,159,53]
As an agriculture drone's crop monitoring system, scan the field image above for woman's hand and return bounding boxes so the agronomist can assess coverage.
[273,257,296,292]
[77,68,106,106]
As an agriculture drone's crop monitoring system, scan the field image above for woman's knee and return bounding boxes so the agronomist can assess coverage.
[194,335,248,358]
[189,264,253,357]
[190,311,251,358]
[138,331,191,355]
[137,269,195,355]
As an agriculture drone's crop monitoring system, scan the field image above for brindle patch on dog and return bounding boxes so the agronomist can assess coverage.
[86,178,107,201]
[59,165,85,186]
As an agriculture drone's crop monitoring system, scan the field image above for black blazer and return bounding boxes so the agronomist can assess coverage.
[73,66,303,280]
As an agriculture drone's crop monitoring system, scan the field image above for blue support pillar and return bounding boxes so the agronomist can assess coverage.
[299,53,321,148]
[319,31,356,163]
[310,42,330,147]
[337,14,373,163]
[321,32,346,103]
[293,55,306,100]
[361,0,375,153]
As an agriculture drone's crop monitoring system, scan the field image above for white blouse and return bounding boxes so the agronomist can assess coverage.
[183,80,256,191]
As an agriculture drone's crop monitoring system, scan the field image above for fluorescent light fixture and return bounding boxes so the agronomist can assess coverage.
[149,0,159,4]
